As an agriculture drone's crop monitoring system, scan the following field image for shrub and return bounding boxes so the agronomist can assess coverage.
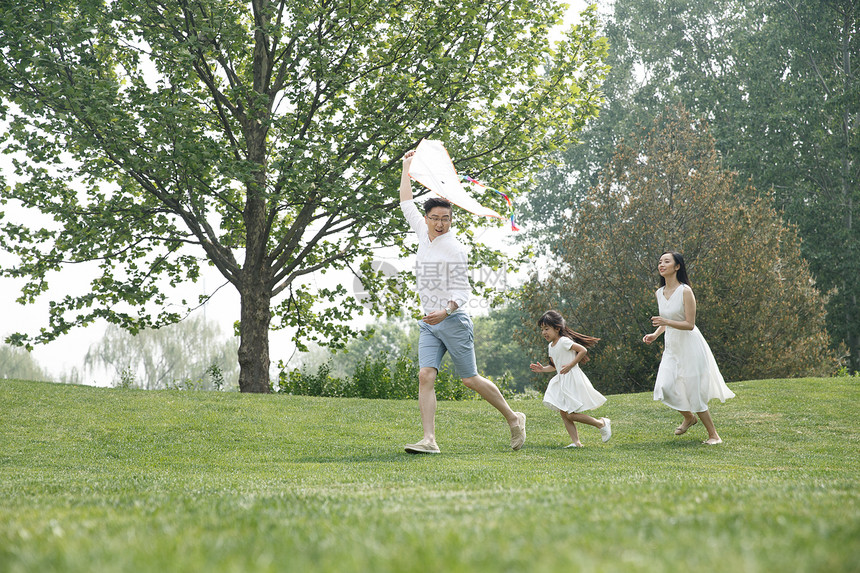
[277,351,514,401]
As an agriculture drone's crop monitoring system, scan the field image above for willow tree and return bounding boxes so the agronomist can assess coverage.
[520,107,835,392]
[84,317,239,390]
[0,1,608,392]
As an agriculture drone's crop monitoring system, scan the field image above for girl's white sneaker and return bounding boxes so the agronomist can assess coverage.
[599,418,612,442]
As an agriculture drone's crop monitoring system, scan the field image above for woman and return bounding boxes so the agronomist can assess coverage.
[643,251,735,445]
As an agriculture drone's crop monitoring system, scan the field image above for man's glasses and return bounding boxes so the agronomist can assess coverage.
[427,216,452,224]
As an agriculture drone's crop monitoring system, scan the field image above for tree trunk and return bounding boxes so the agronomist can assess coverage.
[233,0,275,393]
[237,148,272,392]
[237,154,272,393]
[237,278,272,393]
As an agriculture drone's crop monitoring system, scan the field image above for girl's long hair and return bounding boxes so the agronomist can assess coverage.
[537,310,600,364]
[658,251,691,287]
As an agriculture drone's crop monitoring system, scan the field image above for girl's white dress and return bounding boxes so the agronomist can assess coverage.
[653,285,735,412]
[543,337,607,414]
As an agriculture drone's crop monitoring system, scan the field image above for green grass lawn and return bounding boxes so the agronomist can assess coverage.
[1,377,858,572]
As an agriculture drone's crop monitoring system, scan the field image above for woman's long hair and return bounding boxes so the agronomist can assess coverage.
[658,251,691,287]
[538,310,600,364]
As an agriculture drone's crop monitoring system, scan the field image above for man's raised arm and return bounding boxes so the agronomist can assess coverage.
[400,151,415,202]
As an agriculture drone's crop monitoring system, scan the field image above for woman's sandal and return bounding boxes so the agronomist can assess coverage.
[674,418,698,435]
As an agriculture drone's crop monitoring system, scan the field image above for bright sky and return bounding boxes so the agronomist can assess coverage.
[0,1,594,384]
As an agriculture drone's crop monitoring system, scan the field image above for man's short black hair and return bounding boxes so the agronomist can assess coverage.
[423,197,453,215]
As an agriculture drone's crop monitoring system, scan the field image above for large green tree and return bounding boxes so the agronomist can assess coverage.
[520,107,835,392]
[524,0,859,369]
[0,0,608,392]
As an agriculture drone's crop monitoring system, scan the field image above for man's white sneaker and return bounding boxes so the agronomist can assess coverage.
[510,412,526,450]
[404,441,441,454]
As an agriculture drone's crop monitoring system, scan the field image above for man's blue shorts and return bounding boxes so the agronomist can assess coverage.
[417,310,478,379]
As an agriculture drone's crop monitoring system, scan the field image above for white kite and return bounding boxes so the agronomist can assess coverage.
[408,139,503,220]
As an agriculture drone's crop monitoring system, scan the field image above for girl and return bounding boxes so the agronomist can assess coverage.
[530,310,611,448]
[643,251,735,445]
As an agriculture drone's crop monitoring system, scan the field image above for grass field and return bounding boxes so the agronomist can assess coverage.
[1,377,858,572]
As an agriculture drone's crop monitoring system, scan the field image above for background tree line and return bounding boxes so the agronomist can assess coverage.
[524,0,857,372]
[0,345,51,382]
[2,0,853,391]
[0,317,238,390]
[83,316,240,390]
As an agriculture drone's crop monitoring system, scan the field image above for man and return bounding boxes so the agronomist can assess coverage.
[399,150,526,454]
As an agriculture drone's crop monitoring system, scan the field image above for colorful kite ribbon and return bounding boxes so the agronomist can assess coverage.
[459,175,520,231]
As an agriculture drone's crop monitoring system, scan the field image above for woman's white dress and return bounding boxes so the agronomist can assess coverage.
[543,337,607,414]
[653,285,735,412]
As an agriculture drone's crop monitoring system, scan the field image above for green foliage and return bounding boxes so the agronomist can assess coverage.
[835,365,859,378]
[0,377,858,572]
[116,367,136,390]
[0,0,609,392]
[335,318,420,379]
[472,305,534,392]
[206,364,225,391]
[163,363,229,392]
[278,360,345,398]
[521,107,836,393]
[276,349,508,401]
